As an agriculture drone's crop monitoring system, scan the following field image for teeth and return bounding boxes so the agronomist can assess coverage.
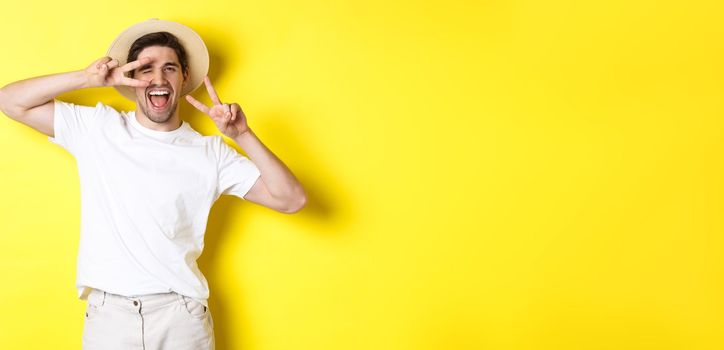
[149,91,170,96]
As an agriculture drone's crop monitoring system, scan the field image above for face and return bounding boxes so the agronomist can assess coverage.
[131,46,188,124]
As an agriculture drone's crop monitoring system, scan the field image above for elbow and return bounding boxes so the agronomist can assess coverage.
[0,87,24,120]
[0,87,8,117]
[281,189,307,214]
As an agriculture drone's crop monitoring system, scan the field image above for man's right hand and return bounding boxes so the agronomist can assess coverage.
[84,57,152,89]
[0,56,154,137]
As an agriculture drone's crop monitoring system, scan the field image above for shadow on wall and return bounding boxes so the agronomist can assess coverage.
[194,38,345,347]
[196,107,344,348]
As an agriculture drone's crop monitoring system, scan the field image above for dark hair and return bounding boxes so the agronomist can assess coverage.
[127,32,189,78]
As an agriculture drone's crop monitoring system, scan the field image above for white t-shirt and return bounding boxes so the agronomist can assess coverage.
[49,99,261,306]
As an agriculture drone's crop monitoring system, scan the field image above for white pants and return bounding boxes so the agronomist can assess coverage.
[82,288,215,350]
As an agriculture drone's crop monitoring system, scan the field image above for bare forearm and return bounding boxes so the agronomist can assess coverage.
[0,70,89,114]
[232,129,305,201]
[184,76,305,211]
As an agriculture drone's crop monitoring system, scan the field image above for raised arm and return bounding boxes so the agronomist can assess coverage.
[0,57,152,137]
[186,76,307,213]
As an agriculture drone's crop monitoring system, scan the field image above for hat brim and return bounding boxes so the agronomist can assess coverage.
[106,19,209,101]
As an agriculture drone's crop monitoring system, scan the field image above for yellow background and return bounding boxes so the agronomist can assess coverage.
[1,0,723,349]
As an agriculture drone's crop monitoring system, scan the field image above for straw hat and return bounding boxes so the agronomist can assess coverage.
[106,18,209,101]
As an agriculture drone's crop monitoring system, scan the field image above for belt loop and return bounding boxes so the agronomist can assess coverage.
[101,291,106,307]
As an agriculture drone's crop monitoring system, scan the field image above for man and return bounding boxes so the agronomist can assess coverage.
[0,19,306,349]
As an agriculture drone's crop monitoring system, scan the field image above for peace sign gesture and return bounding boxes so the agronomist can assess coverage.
[84,56,152,88]
[185,76,250,139]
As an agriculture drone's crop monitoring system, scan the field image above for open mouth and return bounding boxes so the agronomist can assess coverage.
[147,89,172,110]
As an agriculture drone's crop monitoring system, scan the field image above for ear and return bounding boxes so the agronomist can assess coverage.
[183,68,190,86]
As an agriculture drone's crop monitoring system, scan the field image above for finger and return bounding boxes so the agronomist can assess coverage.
[120,57,153,73]
[106,59,120,70]
[223,104,231,119]
[230,103,240,122]
[96,56,112,69]
[185,95,210,114]
[98,64,109,83]
[121,77,150,88]
[203,76,222,105]
[231,103,244,119]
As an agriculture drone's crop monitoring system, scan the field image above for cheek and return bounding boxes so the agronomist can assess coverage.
[135,91,149,104]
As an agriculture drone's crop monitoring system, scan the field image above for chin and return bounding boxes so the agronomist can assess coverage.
[140,101,178,124]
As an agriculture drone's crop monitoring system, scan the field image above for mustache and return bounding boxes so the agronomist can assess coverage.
[145,85,174,94]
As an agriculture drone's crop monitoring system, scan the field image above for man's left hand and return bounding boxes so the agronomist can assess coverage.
[185,76,250,139]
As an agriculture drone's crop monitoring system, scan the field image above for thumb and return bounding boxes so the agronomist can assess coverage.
[95,57,111,69]
[98,63,109,82]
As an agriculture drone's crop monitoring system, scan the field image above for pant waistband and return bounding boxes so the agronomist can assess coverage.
[87,287,187,314]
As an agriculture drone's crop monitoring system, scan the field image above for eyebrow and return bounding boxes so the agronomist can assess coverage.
[137,62,180,71]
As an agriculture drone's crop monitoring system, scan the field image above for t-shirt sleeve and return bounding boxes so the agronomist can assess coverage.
[214,136,261,200]
[48,99,101,155]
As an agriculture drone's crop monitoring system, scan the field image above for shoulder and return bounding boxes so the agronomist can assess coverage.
[179,123,223,147]
[207,135,227,157]
[95,101,123,117]
[205,135,245,164]
[54,99,115,110]
[54,100,122,118]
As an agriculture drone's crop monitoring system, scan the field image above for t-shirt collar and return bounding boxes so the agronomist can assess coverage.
[125,111,190,139]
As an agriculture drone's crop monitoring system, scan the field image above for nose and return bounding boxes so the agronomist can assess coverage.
[150,69,166,85]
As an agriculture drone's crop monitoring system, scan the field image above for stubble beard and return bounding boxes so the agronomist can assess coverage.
[139,97,178,124]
